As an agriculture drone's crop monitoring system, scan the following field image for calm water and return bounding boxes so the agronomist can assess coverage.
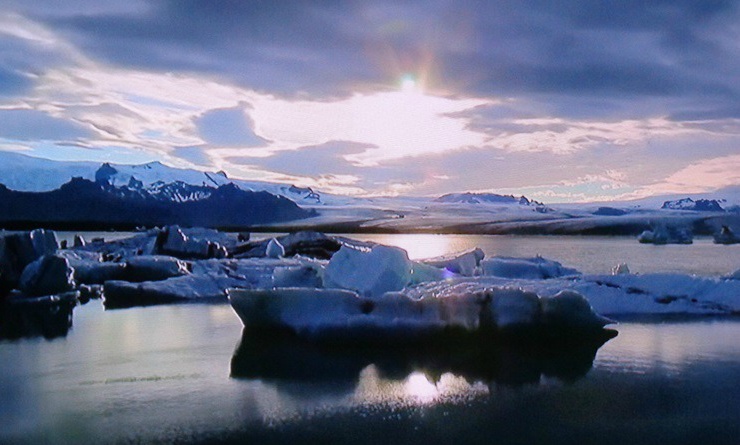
[321,233,739,276]
[1,302,739,444]
[2,234,738,444]
[57,232,740,276]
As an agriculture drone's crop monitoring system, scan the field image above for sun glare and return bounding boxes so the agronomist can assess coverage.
[400,74,417,93]
[248,81,490,166]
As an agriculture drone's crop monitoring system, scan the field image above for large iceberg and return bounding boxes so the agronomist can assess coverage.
[229,286,612,342]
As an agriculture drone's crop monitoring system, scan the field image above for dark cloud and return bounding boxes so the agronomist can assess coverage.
[229,141,372,177]
[0,109,93,141]
[195,106,267,147]
[6,0,733,115]
[229,140,435,188]
[0,33,75,97]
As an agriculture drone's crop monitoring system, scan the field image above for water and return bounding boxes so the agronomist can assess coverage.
[1,234,739,443]
[57,232,739,275]
[1,301,739,445]
[339,234,740,276]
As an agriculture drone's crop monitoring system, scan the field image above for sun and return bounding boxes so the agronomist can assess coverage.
[400,74,418,93]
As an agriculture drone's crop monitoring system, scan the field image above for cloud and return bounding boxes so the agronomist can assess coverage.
[3,0,730,108]
[195,106,267,147]
[0,109,92,140]
[638,154,740,196]
[230,141,373,177]
[249,89,491,165]
[0,2,738,199]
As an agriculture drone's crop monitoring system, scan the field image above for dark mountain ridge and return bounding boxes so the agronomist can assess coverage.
[0,177,316,230]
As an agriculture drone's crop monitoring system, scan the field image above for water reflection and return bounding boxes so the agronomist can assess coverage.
[231,329,617,403]
[0,295,76,340]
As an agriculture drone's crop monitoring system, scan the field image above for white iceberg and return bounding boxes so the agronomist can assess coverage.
[480,256,580,279]
[408,273,740,316]
[420,248,484,277]
[323,244,414,298]
[637,224,693,244]
[229,285,612,341]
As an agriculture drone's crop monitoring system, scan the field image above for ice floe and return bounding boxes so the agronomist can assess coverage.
[2,227,739,342]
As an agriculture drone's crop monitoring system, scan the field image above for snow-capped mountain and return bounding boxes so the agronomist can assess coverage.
[0,151,326,205]
[661,197,725,212]
[435,192,538,206]
[0,177,316,229]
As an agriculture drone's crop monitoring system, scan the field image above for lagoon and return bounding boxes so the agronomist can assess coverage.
[1,300,739,444]
[2,234,739,444]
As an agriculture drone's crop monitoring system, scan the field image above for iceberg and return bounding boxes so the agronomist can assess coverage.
[4,227,738,342]
[714,225,740,245]
[408,273,740,316]
[480,256,580,279]
[420,248,484,277]
[18,254,75,297]
[323,244,414,298]
[229,285,612,342]
[637,224,693,244]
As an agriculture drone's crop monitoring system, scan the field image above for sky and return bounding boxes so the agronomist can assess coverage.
[0,0,739,202]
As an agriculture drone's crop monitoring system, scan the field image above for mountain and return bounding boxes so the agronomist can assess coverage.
[0,151,325,205]
[0,177,316,230]
[435,192,541,206]
[661,198,725,212]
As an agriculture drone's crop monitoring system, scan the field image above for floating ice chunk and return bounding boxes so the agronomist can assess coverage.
[714,225,740,245]
[541,290,613,329]
[481,256,580,279]
[409,261,449,284]
[488,288,541,328]
[229,285,612,341]
[1,230,61,292]
[229,288,365,334]
[73,234,86,248]
[155,225,227,259]
[57,249,128,284]
[638,225,693,244]
[124,255,190,282]
[230,287,483,338]
[265,238,285,258]
[576,273,740,315]
[29,229,58,257]
[272,265,322,288]
[324,244,413,298]
[369,291,482,331]
[421,248,484,277]
[277,231,342,259]
[103,274,236,309]
[19,254,75,297]
[611,263,630,275]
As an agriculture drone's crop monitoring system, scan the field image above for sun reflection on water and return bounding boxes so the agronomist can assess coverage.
[352,366,487,406]
[362,234,457,260]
